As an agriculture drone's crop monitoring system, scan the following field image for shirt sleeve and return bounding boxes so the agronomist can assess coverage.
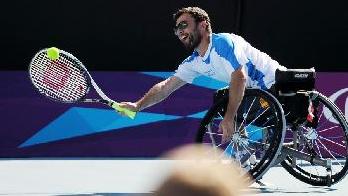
[173,62,200,84]
[231,34,249,66]
[215,33,249,70]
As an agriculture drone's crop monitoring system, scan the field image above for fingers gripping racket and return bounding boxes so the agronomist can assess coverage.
[29,48,136,119]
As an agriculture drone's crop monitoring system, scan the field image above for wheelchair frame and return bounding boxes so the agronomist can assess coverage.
[196,69,348,186]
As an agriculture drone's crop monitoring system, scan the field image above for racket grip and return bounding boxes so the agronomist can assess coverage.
[110,102,136,119]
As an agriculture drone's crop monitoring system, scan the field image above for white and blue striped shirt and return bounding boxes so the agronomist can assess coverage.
[174,33,286,89]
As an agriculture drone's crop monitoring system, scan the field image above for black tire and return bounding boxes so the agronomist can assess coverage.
[196,88,286,181]
[281,91,348,186]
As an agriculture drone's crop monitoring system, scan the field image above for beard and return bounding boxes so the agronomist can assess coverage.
[182,26,202,51]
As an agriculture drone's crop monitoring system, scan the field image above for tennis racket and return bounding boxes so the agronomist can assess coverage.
[29,47,136,119]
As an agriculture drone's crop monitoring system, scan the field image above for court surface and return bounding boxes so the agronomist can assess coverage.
[0,159,347,196]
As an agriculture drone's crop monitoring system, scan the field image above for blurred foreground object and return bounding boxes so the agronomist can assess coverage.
[153,144,250,196]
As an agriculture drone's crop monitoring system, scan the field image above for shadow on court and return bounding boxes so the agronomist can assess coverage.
[246,186,337,194]
[56,194,153,196]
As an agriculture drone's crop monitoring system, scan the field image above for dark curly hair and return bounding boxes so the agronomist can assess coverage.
[173,7,212,33]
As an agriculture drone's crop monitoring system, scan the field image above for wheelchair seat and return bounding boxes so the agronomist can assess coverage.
[274,68,317,124]
[275,68,316,94]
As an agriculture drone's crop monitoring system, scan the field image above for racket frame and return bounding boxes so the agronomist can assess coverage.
[29,48,136,119]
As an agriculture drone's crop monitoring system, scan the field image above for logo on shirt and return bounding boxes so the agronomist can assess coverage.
[204,69,216,77]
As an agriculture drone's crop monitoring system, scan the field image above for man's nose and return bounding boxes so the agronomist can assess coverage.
[176,29,184,37]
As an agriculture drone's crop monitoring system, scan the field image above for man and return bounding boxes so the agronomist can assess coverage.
[119,7,286,142]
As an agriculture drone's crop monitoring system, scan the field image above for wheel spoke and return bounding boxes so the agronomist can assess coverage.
[245,107,270,129]
[318,125,340,133]
[318,135,346,149]
[237,97,257,132]
[316,138,343,167]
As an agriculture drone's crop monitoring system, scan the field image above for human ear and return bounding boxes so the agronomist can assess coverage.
[199,21,207,30]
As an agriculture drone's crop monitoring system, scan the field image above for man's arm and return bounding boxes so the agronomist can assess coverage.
[219,66,247,142]
[119,76,186,112]
[225,67,247,121]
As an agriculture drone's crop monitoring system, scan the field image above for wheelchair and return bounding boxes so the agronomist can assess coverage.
[196,68,348,186]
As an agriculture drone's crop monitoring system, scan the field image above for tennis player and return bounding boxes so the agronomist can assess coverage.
[119,7,286,142]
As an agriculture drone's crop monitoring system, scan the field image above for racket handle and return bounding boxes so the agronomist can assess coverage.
[110,102,136,119]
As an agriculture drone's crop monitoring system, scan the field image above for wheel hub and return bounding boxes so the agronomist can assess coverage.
[232,132,249,147]
[305,127,318,140]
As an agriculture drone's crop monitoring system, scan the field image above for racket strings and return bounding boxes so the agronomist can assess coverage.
[57,55,88,99]
[30,51,89,102]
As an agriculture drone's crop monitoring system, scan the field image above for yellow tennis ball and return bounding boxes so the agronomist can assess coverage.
[47,47,60,60]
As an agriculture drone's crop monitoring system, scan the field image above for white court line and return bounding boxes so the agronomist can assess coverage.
[0,159,174,195]
[1,159,348,196]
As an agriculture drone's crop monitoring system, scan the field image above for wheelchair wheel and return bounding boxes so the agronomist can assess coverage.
[196,88,286,181]
[281,91,348,186]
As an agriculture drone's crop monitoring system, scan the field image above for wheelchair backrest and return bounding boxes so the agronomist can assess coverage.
[275,68,316,94]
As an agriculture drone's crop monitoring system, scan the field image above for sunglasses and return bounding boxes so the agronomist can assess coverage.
[173,21,188,36]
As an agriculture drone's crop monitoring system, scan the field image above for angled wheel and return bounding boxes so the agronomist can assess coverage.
[196,88,286,181]
[281,91,348,186]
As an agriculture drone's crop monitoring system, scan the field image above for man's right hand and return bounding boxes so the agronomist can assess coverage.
[118,102,139,116]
